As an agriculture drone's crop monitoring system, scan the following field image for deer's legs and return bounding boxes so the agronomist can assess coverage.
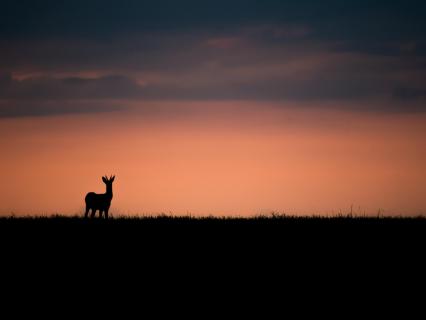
[99,210,104,219]
[104,209,109,220]
[84,206,89,218]
[91,208,97,218]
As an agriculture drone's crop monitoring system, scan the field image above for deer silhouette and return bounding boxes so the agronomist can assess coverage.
[85,175,115,219]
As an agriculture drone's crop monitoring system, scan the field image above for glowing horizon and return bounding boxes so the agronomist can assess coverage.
[1,101,425,216]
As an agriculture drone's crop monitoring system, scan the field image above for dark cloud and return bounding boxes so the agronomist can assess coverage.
[0,73,13,86]
[2,1,425,41]
[0,66,401,101]
[0,100,121,118]
[1,1,426,116]
[393,87,426,101]
[0,74,137,117]
[0,75,143,100]
[1,67,425,117]
[135,71,385,102]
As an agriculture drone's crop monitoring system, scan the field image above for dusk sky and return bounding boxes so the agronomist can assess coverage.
[1,1,425,216]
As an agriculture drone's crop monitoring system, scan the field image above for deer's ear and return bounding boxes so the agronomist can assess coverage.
[111,175,115,182]
[102,176,108,183]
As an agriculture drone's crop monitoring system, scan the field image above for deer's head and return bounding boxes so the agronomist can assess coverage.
[102,175,115,186]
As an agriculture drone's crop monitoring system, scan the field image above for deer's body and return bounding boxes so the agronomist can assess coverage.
[85,175,115,219]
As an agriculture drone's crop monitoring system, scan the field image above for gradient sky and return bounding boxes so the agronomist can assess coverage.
[1,1,425,216]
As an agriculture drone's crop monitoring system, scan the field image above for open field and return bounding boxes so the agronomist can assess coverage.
[2,214,424,273]
[1,214,425,239]
[2,213,426,219]
[1,214,425,224]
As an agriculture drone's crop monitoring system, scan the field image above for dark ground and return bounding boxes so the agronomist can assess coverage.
[1,215,424,313]
[1,214,425,248]
[2,215,424,279]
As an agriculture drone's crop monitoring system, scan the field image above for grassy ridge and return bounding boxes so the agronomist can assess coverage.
[2,214,425,262]
[0,213,425,221]
[1,214,425,230]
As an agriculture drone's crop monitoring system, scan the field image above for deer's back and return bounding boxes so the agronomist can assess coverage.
[85,192,111,209]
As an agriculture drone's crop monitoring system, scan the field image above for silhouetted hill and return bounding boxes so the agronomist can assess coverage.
[1,214,423,307]
[1,214,425,247]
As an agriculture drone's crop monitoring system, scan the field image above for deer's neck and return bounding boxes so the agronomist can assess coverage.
[106,185,113,199]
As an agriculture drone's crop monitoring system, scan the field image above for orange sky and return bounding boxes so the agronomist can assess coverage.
[1,101,425,216]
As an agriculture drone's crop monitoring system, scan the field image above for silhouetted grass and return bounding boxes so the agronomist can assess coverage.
[2,214,425,259]
[0,213,425,225]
